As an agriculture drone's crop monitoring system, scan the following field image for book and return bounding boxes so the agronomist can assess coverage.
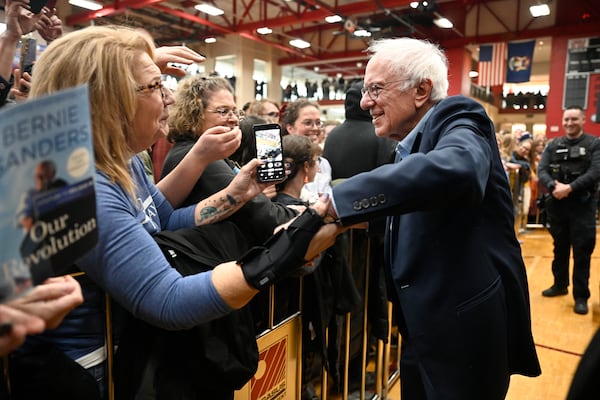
[0,85,97,302]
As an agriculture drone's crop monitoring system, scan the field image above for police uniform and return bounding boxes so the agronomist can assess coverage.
[538,133,600,301]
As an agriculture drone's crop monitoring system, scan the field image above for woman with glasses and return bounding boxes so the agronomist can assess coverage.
[12,26,332,400]
[163,75,298,245]
[281,99,333,203]
[245,98,281,124]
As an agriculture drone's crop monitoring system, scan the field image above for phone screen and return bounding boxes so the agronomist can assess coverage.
[253,123,285,182]
[29,0,50,14]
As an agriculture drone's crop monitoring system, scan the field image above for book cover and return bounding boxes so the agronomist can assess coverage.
[0,85,97,302]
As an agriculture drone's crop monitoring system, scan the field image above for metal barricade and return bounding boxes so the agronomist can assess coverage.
[235,229,401,400]
[334,229,399,400]
[235,281,304,400]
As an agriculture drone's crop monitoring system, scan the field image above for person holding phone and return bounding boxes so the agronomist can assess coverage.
[162,75,299,245]
[11,25,335,400]
[1,0,63,105]
[281,99,333,204]
[0,0,46,107]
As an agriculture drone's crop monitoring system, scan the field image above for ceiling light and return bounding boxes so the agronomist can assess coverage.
[469,70,479,78]
[356,62,363,68]
[409,2,419,8]
[289,39,310,49]
[325,15,343,23]
[204,37,217,44]
[313,66,320,72]
[529,4,550,17]
[195,3,225,16]
[433,17,453,28]
[68,0,103,10]
[353,29,371,37]
[257,27,272,35]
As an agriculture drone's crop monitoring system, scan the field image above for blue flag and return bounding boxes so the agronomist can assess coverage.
[506,40,535,83]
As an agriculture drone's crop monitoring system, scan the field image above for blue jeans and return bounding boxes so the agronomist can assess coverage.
[87,361,107,400]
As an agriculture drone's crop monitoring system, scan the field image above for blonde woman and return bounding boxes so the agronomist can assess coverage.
[16,25,331,399]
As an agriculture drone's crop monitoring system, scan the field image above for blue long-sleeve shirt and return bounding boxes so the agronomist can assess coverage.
[28,156,232,361]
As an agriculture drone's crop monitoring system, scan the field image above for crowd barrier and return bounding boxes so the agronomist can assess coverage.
[234,229,400,400]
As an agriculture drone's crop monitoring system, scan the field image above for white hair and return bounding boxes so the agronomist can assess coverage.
[367,38,449,101]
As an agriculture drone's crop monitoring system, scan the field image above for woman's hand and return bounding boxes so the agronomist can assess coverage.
[35,8,63,43]
[261,184,277,199]
[4,0,41,40]
[7,275,83,329]
[155,46,205,77]
[227,159,276,203]
[304,194,348,261]
[10,68,31,102]
[0,304,45,356]
[191,126,241,164]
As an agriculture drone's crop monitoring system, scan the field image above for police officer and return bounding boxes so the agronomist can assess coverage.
[538,105,600,315]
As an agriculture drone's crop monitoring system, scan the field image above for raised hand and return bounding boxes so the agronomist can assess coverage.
[10,68,31,101]
[155,46,205,77]
[191,126,242,164]
[227,158,276,203]
[36,9,63,43]
[4,0,42,39]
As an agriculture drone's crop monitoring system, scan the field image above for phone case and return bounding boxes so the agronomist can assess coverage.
[29,0,49,14]
[19,38,37,74]
[254,123,285,182]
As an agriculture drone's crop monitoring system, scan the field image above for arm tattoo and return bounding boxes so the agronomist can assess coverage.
[195,195,242,225]
[198,206,219,222]
[227,194,238,206]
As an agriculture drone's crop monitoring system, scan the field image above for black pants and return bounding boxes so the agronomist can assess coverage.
[546,194,597,300]
[399,337,510,400]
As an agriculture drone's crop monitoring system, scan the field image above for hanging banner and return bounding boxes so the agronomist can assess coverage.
[506,40,535,83]
[478,42,506,87]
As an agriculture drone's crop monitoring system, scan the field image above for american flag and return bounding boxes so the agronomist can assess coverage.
[478,42,507,87]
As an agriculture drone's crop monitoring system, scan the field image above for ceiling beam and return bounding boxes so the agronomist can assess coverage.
[236,0,411,33]
[66,0,164,26]
[151,4,320,60]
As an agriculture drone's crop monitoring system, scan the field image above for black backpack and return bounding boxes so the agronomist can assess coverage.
[114,222,259,400]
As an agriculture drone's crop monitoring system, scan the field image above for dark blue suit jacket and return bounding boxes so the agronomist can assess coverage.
[332,96,541,398]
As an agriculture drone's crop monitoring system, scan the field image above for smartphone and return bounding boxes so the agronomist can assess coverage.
[253,123,285,182]
[29,0,50,14]
[19,37,36,92]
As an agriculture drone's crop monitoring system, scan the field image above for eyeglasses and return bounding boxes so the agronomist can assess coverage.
[361,79,408,100]
[260,112,280,118]
[136,81,165,99]
[207,108,240,118]
[300,119,323,128]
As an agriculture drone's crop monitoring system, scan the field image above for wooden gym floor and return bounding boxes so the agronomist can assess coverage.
[384,226,600,400]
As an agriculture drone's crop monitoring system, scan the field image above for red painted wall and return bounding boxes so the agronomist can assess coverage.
[445,46,472,97]
[547,36,600,138]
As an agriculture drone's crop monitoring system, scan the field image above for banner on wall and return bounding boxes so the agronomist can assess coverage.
[506,40,536,83]
[478,42,507,87]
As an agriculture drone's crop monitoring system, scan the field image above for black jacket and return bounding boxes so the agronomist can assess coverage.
[162,139,297,244]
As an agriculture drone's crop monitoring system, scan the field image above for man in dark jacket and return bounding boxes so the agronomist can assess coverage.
[323,38,541,399]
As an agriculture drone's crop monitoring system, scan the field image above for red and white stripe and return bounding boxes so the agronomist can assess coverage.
[479,42,507,87]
